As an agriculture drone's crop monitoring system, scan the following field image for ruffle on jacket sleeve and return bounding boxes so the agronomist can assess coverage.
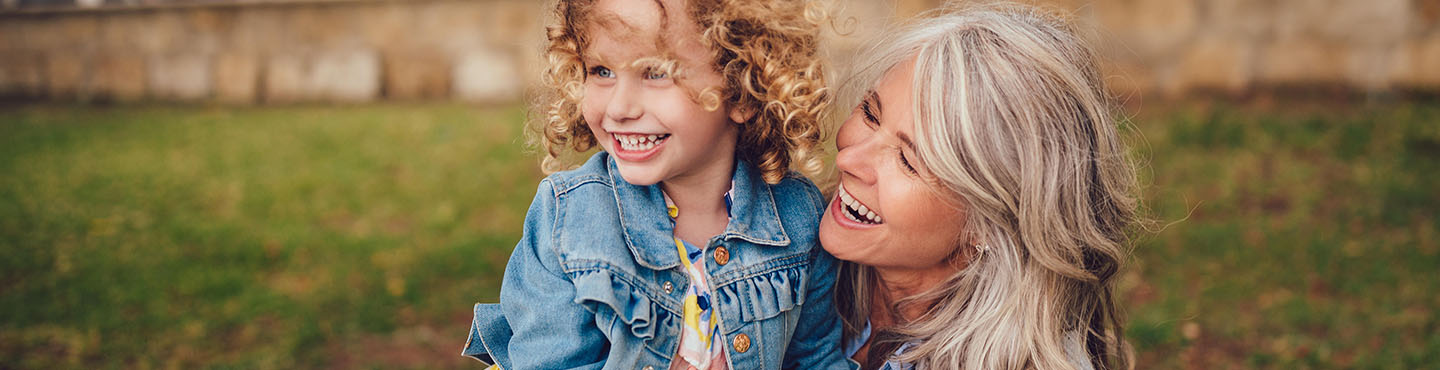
[571,269,680,354]
[714,265,808,329]
[462,303,512,368]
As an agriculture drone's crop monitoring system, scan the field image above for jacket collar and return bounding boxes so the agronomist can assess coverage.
[607,153,791,270]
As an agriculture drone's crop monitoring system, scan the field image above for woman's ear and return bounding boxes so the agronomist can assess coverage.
[728,105,756,124]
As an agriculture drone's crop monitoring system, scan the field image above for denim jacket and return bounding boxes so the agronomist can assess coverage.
[463,152,857,370]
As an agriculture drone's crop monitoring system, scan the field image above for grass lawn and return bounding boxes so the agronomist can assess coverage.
[1,101,1437,369]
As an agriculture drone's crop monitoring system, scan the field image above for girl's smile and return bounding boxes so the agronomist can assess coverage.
[608,132,671,162]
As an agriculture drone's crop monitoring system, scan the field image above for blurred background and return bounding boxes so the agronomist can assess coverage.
[1,0,1436,368]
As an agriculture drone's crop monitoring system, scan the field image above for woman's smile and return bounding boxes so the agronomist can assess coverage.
[833,182,885,226]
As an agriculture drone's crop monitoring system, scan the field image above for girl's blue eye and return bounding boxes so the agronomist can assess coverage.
[644,68,668,80]
[590,66,614,78]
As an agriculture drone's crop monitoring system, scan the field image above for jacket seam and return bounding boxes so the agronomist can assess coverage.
[475,326,504,368]
[551,174,611,196]
[711,251,810,286]
[544,180,571,274]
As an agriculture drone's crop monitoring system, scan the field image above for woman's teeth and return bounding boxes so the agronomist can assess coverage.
[615,134,668,151]
[838,184,883,224]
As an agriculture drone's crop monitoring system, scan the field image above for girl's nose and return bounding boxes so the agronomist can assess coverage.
[605,80,642,122]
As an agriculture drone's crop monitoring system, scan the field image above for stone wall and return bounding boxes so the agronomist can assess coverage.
[0,0,543,103]
[1,0,1436,104]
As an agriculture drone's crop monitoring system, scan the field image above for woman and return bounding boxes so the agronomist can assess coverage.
[819,3,1140,370]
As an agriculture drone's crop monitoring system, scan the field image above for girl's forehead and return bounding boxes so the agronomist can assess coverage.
[582,24,665,65]
[581,3,709,67]
[582,2,665,60]
[588,0,665,36]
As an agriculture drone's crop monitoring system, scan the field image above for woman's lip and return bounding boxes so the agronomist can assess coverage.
[830,194,880,230]
[609,134,663,162]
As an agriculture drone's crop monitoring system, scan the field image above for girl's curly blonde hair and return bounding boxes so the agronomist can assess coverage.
[534,0,830,184]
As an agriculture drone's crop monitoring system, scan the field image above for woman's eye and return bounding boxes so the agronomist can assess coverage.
[644,68,668,80]
[860,100,879,125]
[897,150,918,175]
[589,66,614,78]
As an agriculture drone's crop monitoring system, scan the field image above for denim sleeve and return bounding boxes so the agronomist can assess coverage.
[499,180,608,369]
[782,245,859,370]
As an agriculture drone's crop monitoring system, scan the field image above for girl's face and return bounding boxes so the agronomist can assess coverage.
[819,57,970,272]
[580,0,746,187]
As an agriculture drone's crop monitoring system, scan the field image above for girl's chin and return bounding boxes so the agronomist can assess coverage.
[614,165,664,186]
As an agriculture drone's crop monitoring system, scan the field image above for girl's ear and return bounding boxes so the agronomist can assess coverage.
[728,105,756,124]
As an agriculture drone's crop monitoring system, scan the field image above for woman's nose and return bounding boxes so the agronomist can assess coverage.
[834,119,876,184]
[605,80,642,122]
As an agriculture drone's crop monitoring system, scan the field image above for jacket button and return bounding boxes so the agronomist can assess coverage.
[714,246,730,265]
[732,333,751,353]
[643,366,654,370]
[662,281,674,294]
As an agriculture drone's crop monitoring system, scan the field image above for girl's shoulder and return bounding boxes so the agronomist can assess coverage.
[764,171,827,221]
[538,152,618,196]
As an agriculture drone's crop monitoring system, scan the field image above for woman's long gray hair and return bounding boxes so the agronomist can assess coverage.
[833,3,1140,369]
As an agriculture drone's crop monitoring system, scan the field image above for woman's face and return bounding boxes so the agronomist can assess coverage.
[819,57,969,273]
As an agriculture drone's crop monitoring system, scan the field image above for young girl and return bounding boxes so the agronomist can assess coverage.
[462,0,854,369]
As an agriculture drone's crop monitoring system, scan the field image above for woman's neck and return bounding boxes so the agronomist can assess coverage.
[869,260,966,325]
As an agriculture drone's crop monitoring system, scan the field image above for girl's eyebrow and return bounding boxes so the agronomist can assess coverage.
[583,53,608,66]
[591,12,637,34]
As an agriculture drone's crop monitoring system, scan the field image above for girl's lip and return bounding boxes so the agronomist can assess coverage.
[830,194,881,230]
[609,133,663,162]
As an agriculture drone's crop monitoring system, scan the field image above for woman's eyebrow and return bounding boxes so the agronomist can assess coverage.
[896,131,916,152]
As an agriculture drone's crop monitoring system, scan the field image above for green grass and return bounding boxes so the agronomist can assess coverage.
[1123,102,1440,368]
[0,104,541,369]
[1,102,1437,369]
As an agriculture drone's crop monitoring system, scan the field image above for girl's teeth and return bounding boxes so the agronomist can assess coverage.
[617,134,665,151]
